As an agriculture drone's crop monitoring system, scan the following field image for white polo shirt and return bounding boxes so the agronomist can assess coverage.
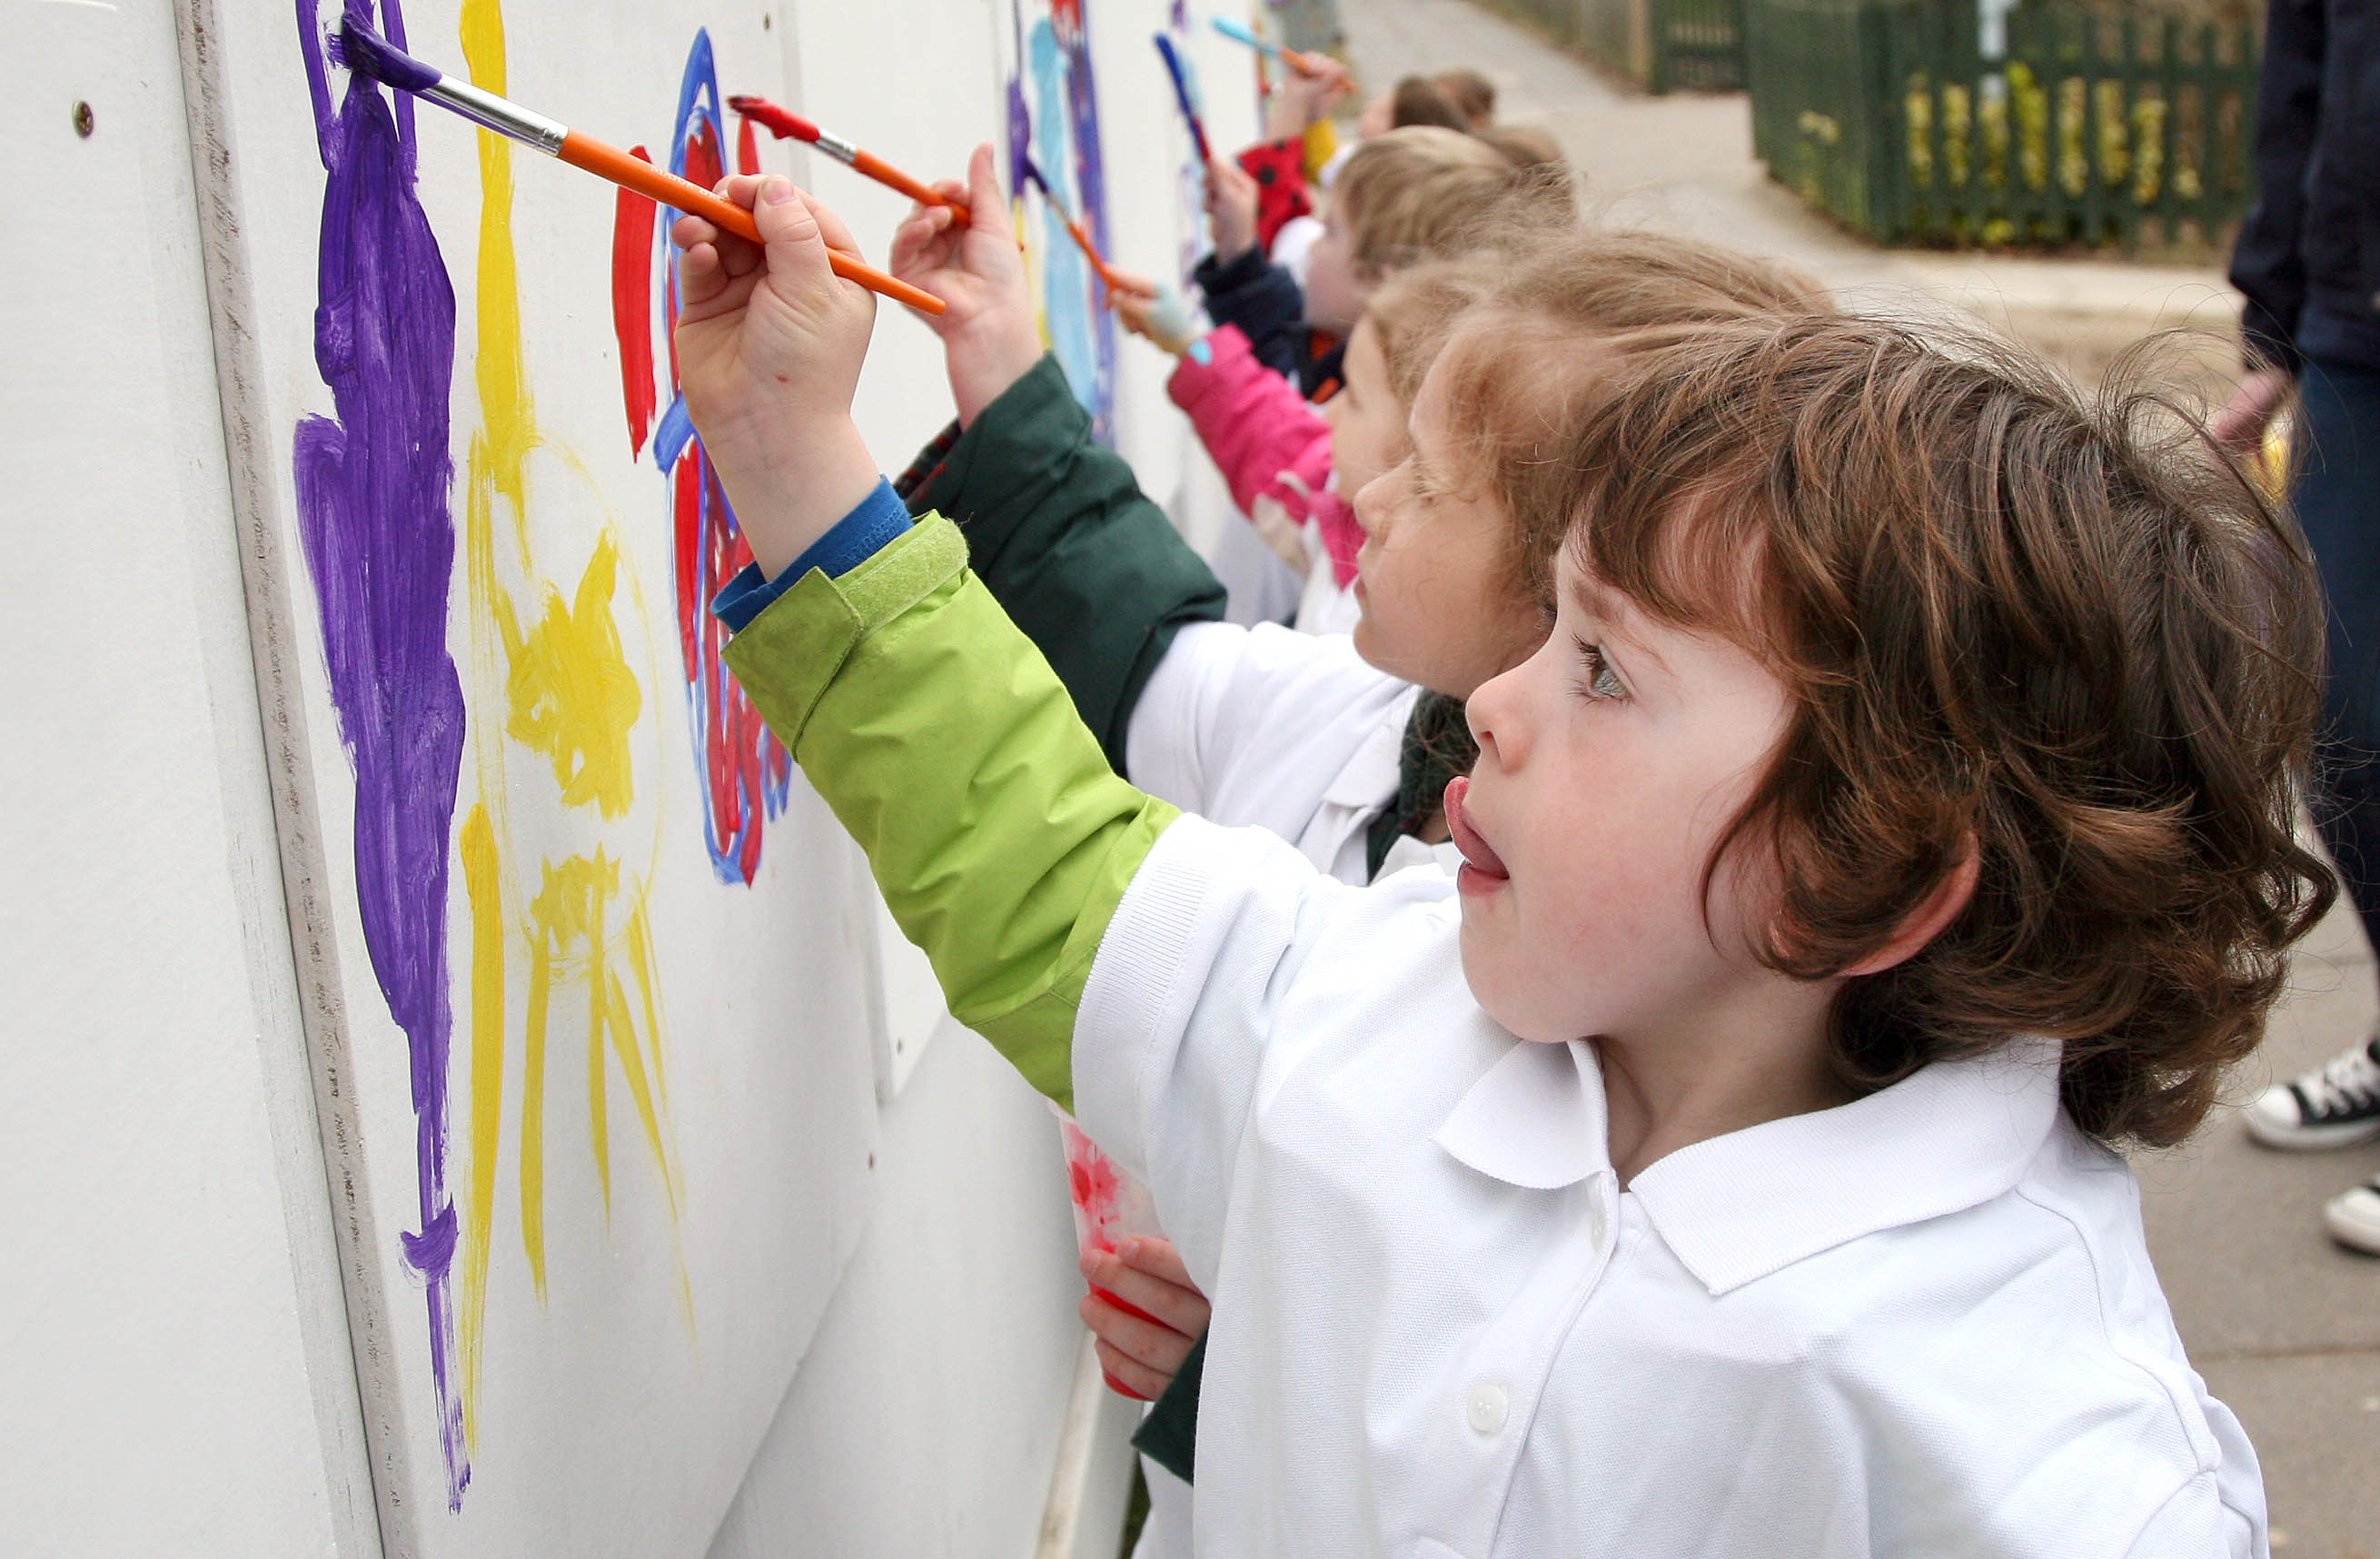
[1126,621,1441,886]
[1075,816,2266,1559]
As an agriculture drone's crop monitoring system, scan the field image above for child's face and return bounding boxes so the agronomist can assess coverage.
[1348,369,1550,699]
[1303,214,1369,337]
[1446,543,1801,1050]
[1320,319,1403,501]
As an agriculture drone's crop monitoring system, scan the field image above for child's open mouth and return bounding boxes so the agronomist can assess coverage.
[1443,775,1510,891]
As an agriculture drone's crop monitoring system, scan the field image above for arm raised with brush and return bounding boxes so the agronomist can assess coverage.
[672,173,1179,1105]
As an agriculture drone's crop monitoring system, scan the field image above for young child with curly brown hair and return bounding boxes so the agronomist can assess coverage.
[885,170,1830,1548]
[675,174,2318,1555]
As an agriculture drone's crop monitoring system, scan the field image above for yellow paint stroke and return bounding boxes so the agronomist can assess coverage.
[458,803,504,1445]
[498,533,640,819]
[452,0,693,1452]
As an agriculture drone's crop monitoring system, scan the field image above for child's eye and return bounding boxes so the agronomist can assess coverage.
[1572,636,1626,700]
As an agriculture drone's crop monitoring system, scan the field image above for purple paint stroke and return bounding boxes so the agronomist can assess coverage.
[293,0,470,1509]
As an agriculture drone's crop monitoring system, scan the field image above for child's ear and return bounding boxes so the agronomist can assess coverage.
[1840,839,1978,978]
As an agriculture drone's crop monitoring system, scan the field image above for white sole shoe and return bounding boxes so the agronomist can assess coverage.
[2245,1087,2380,1149]
[2323,1180,2380,1256]
[2241,1038,2380,1150]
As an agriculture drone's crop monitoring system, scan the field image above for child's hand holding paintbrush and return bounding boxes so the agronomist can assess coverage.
[886,144,1050,427]
[888,144,1162,424]
[672,175,882,579]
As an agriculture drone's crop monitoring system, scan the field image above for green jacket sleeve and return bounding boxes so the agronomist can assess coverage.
[719,517,1178,1109]
[899,354,1227,777]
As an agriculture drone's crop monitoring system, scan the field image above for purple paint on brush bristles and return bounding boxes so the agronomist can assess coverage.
[293,0,471,1509]
[1005,5,1034,205]
[330,11,443,94]
[1016,148,1052,203]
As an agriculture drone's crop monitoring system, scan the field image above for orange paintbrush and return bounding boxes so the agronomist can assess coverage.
[729,96,972,225]
[1016,150,1128,295]
[332,16,945,315]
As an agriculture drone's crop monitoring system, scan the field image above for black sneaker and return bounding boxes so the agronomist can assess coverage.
[2245,1036,2380,1149]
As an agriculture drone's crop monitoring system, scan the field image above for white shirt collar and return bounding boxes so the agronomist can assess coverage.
[1633,1036,2063,1294]
[1433,1034,2064,1295]
[1433,1038,1612,1190]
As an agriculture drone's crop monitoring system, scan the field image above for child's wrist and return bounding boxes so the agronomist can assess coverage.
[710,419,880,580]
[947,314,1046,427]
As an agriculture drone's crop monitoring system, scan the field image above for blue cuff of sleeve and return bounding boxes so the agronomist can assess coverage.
[710,477,911,633]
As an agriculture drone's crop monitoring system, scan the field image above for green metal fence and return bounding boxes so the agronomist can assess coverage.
[1488,0,1748,93]
[1745,0,2260,245]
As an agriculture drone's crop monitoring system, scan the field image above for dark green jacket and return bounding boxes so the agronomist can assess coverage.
[897,355,1228,775]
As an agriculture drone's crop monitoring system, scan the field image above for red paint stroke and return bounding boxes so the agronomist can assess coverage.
[610,145,658,460]
[736,111,760,176]
[610,31,796,886]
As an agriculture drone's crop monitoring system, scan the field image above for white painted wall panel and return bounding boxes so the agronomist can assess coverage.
[0,3,367,1554]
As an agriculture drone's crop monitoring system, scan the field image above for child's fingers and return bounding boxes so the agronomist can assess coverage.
[1114,293,1158,335]
[676,239,724,306]
[1084,1247,1211,1337]
[741,176,846,301]
[670,215,759,319]
[1117,1235,1200,1293]
[1093,1339,1169,1402]
[1079,1291,1195,1376]
[888,206,956,273]
[965,144,1005,231]
[795,184,865,259]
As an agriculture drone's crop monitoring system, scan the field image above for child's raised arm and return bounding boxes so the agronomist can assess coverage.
[671,174,880,578]
[676,181,1362,1302]
[885,145,1047,428]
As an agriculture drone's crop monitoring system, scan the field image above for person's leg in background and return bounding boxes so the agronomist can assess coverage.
[2249,357,2380,1249]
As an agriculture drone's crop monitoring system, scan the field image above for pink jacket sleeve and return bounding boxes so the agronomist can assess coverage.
[1168,324,1334,525]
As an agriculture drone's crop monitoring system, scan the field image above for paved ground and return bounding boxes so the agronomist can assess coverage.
[1335,2,2380,1551]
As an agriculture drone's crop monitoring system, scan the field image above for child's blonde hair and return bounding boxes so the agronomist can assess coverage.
[1379,233,1832,600]
[1451,313,2333,1147]
[1330,127,1574,277]
[1355,234,1834,817]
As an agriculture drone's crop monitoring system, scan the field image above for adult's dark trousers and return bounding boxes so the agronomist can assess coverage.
[2299,356,2380,952]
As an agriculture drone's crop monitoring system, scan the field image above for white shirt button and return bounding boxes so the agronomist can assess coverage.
[1465,1383,1509,1435]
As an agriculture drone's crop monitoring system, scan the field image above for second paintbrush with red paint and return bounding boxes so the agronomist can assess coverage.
[330,15,944,315]
[729,97,971,224]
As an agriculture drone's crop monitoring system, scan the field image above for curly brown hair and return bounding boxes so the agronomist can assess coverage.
[1443,313,2334,1148]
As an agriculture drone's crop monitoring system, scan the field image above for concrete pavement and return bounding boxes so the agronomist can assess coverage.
[1334,1,2379,1550]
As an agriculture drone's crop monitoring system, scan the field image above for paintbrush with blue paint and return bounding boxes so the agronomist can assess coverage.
[1151,34,1214,165]
[1210,15,1342,79]
[328,14,946,315]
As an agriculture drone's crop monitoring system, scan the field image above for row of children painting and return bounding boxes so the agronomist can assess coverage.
[666,71,2322,1559]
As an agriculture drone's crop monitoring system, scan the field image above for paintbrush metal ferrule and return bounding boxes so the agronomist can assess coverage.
[421,74,568,155]
[810,129,860,164]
